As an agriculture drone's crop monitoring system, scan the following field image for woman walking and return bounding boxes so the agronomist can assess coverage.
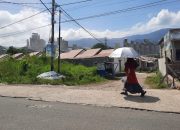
[121,58,146,97]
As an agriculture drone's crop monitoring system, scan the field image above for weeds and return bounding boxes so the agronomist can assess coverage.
[145,71,167,89]
[0,56,105,85]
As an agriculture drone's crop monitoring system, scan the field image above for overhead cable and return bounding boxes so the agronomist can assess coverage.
[0,0,44,9]
[61,0,178,23]
[60,7,104,43]
[0,0,92,6]
[39,0,51,13]
[0,9,48,30]
[0,24,51,38]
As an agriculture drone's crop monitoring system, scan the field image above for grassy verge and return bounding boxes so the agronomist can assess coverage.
[0,56,105,85]
[145,72,167,89]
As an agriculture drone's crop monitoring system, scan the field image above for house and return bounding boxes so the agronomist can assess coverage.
[60,48,121,75]
[29,52,42,57]
[62,48,102,66]
[12,53,24,59]
[61,49,85,59]
[0,54,9,60]
[158,29,180,86]
[138,56,158,71]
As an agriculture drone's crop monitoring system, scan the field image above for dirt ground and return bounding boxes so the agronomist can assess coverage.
[72,72,153,91]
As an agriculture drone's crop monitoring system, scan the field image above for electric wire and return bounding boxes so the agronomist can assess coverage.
[61,0,179,23]
[39,0,51,13]
[0,0,179,39]
[60,7,104,43]
[0,0,44,9]
[0,24,51,38]
[0,9,48,30]
[0,0,93,6]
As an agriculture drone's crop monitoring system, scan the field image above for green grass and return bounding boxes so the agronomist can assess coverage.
[0,56,105,85]
[145,72,167,89]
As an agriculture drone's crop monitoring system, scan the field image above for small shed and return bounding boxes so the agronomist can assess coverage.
[29,52,42,57]
[12,53,24,59]
[0,54,9,60]
[139,56,158,71]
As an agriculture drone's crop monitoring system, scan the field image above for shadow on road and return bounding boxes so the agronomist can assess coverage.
[124,95,160,103]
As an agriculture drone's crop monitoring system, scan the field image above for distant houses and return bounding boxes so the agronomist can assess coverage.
[123,39,159,56]
[61,48,113,66]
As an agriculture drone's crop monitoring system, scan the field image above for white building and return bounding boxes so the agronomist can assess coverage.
[27,33,46,52]
[56,37,69,52]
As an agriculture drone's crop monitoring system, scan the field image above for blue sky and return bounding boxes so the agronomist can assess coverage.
[0,0,180,47]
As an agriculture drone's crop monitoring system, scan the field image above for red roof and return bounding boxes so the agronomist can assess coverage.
[93,49,114,58]
[75,48,101,59]
[60,49,84,59]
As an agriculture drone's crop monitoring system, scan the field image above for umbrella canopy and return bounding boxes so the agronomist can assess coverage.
[109,47,139,58]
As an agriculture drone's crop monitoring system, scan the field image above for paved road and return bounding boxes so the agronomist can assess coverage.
[0,97,180,130]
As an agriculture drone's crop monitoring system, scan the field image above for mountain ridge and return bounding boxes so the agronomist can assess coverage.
[68,28,170,48]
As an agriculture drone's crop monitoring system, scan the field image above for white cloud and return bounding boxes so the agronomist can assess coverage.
[130,9,180,34]
[60,9,180,40]
[0,8,50,47]
[1,9,180,47]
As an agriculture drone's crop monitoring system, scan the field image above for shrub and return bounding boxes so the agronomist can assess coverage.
[145,71,167,89]
[0,57,105,85]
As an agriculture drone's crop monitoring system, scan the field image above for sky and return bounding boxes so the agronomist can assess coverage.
[0,0,180,47]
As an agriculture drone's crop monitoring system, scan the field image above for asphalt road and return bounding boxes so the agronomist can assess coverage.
[0,97,180,130]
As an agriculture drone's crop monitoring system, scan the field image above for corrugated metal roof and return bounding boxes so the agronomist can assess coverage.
[75,48,101,59]
[61,49,84,59]
[139,56,158,63]
[29,52,42,57]
[12,53,24,59]
[0,54,8,59]
[93,49,114,58]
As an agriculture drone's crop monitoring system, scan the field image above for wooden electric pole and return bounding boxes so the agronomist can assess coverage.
[58,9,61,73]
[51,0,55,71]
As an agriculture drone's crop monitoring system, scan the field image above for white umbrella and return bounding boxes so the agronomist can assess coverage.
[109,47,139,58]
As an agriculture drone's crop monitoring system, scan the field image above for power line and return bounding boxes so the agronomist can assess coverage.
[0,24,51,38]
[0,0,93,6]
[59,7,104,43]
[0,0,44,9]
[61,0,179,23]
[0,9,48,30]
[39,0,51,13]
[0,0,179,39]
[65,0,138,12]
[60,0,93,6]
[0,0,50,5]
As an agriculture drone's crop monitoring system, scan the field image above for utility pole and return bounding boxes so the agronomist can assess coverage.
[58,9,61,73]
[105,37,107,47]
[51,0,55,71]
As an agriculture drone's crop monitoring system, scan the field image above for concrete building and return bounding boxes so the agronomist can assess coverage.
[123,39,159,56]
[56,37,69,52]
[27,33,46,52]
[158,29,180,88]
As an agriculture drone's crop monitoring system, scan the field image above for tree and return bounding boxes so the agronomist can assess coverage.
[6,46,19,55]
[6,46,28,55]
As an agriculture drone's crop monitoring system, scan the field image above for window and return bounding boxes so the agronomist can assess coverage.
[176,49,180,60]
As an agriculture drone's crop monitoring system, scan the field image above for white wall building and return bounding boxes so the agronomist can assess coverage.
[27,33,46,52]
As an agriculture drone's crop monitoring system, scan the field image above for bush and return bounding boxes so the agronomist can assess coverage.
[0,57,105,85]
[145,72,167,89]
